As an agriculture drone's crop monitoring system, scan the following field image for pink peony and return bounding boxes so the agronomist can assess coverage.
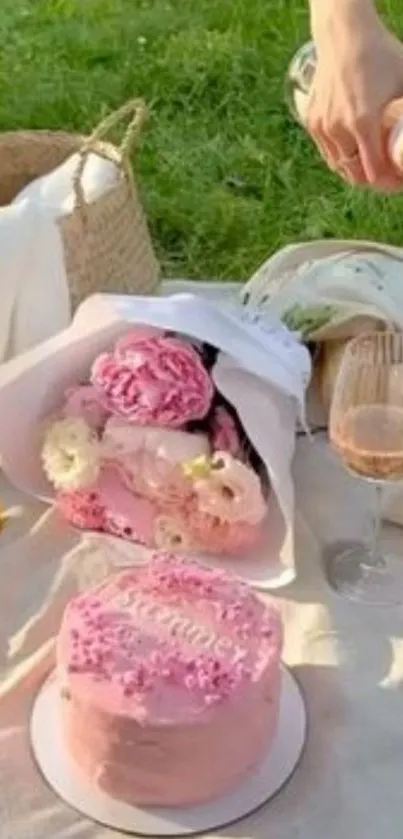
[91,334,213,427]
[210,406,241,456]
[62,385,110,433]
[114,327,162,357]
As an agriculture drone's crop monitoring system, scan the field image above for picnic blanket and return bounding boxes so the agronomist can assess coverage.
[0,279,402,839]
[1,432,403,839]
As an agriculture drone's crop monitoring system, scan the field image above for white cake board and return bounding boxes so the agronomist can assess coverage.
[29,665,307,837]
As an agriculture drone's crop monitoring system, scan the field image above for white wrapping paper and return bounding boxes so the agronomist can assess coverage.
[0,291,310,589]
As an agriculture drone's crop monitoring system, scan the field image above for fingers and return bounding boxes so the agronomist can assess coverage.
[314,124,340,170]
[306,93,344,171]
[307,102,366,182]
[340,155,367,184]
[329,122,367,183]
[355,120,387,183]
[356,123,403,190]
[307,100,400,189]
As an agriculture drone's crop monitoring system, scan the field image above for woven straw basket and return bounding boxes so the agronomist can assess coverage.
[0,99,159,307]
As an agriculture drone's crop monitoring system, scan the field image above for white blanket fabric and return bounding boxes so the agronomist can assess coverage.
[0,427,402,839]
[0,283,402,839]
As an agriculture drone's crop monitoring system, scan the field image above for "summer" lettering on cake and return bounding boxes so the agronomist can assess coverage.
[114,589,246,665]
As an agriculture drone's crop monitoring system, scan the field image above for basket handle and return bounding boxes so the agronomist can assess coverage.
[73,98,147,210]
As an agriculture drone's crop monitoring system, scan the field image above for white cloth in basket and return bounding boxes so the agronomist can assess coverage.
[0,200,70,365]
[14,152,118,217]
[0,149,122,366]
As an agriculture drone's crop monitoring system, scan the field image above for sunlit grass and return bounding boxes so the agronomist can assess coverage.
[1,0,403,279]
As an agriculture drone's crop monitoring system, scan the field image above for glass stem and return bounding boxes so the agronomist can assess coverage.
[370,484,384,568]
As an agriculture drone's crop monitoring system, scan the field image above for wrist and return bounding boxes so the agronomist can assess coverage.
[310,0,379,39]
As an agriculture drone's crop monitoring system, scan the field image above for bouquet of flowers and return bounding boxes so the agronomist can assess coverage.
[40,328,269,557]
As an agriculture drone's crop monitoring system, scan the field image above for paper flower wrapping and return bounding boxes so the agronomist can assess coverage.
[41,330,269,557]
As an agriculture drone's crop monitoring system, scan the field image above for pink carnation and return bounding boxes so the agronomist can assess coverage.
[91,334,213,427]
[211,406,241,456]
[57,489,106,531]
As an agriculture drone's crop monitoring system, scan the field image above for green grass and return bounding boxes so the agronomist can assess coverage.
[1,0,403,279]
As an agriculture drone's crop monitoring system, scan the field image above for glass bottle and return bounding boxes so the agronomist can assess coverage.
[286,41,403,172]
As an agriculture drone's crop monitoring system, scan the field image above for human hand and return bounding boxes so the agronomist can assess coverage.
[307,1,403,190]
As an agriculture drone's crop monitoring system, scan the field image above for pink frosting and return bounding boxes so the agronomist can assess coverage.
[57,554,283,806]
[91,334,214,427]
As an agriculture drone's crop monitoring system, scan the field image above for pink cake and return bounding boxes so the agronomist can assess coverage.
[57,553,283,807]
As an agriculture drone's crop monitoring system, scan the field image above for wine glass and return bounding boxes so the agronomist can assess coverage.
[284,41,316,122]
[328,330,403,605]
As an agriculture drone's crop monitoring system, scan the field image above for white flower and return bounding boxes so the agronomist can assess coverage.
[41,418,100,491]
[193,452,266,525]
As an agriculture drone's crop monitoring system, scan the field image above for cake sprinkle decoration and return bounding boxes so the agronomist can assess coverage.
[63,554,280,708]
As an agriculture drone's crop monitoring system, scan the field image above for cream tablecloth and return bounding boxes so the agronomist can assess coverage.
[1,278,403,839]
[1,433,403,839]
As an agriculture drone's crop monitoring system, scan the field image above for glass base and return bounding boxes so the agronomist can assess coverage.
[324,544,403,606]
